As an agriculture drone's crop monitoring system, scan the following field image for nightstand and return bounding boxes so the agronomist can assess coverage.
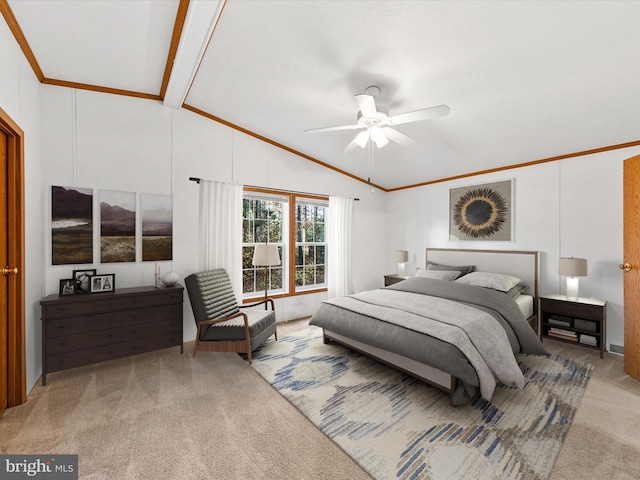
[384,274,409,286]
[539,294,606,358]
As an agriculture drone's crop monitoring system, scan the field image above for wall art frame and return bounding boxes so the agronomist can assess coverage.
[59,279,76,296]
[449,179,513,241]
[72,268,96,293]
[89,273,115,293]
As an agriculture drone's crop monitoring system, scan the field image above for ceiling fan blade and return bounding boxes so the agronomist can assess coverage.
[304,123,362,134]
[342,137,361,154]
[343,130,370,153]
[390,104,450,125]
[382,127,417,146]
[354,93,377,117]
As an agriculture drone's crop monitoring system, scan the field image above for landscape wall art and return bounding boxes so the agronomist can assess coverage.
[51,186,94,265]
[100,190,136,263]
[141,193,173,261]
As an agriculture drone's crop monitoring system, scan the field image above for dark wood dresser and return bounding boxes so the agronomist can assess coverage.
[40,285,183,385]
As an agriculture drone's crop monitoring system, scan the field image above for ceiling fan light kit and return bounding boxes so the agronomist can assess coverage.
[304,85,450,152]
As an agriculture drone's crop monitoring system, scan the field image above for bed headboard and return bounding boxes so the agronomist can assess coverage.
[425,248,540,311]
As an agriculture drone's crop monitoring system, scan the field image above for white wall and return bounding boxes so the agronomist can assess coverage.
[0,19,44,392]
[387,147,640,351]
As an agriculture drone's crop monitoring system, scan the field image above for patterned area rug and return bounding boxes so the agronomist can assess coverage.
[251,327,593,480]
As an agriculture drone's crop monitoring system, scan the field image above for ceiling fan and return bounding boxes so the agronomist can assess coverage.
[304,86,450,153]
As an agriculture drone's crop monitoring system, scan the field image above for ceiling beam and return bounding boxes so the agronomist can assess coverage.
[162,0,226,109]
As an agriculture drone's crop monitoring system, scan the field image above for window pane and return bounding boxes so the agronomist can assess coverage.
[254,220,267,243]
[314,221,324,242]
[304,246,315,265]
[317,265,325,284]
[242,246,254,269]
[271,267,282,290]
[255,267,266,292]
[242,219,253,243]
[317,245,325,264]
[304,266,315,285]
[255,200,268,219]
[242,270,255,293]
[295,245,302,266]
[269,220,282,243]
[295,266,304,286]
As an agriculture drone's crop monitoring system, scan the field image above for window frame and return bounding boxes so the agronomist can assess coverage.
[243,187,328,302]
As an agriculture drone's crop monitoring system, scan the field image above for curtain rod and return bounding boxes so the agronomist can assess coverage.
[188,177,359,201]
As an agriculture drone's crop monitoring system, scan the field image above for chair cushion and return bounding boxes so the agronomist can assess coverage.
[185,269,240,323]
[200,309,276,341]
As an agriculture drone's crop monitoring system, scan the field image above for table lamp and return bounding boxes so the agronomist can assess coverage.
[558,257,588,300]
[394,250,409,276]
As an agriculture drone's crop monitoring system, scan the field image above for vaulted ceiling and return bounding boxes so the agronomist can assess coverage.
[4,0,640,191]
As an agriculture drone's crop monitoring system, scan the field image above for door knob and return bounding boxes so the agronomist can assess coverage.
[2,266,18,276]
[619,262,632,272]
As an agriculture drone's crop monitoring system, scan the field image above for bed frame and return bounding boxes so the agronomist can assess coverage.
[323,248,540,404]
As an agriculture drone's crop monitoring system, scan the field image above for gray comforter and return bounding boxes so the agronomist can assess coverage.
[310,277,548,403]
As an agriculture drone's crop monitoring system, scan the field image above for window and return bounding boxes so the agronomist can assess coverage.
[294,200,325,290]
[242,188,327,299]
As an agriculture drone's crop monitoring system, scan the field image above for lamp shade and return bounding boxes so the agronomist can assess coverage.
[394,250,409,263]
[558,257,588,277]
[252,244,281,267]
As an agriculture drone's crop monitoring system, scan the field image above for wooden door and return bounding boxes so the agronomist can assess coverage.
[623,155,640,380]
[0,106,25,412]
[0,129,7,413]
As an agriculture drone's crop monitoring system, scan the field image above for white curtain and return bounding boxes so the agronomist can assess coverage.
[198,180,244,301]
[327,196,354,298]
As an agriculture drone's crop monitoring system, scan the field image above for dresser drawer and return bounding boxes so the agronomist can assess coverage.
[46,328,122,355]
[46,343,127,373]
[43,297,129,319]
[46,312,122,338]
[117,292,183,310]
[121,304,182,326]
[122,318,182,341]
[121,332,182,356]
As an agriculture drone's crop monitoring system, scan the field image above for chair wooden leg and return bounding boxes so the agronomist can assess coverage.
[247,348,252,365]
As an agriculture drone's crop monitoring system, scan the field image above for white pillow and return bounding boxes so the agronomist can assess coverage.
[415,269,461,281]
[454,271,521,292]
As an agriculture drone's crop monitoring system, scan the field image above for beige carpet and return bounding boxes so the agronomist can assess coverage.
[1,318,639,479]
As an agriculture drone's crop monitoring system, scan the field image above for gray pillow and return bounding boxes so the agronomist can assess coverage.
[426,261,475,277]
[454,271,522,292]
[507,284,530,298]
[415,269,461,281]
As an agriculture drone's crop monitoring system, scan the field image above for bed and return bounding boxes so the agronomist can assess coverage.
[309,248,549,405]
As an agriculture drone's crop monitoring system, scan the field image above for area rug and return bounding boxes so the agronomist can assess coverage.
[251,327,593,480]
